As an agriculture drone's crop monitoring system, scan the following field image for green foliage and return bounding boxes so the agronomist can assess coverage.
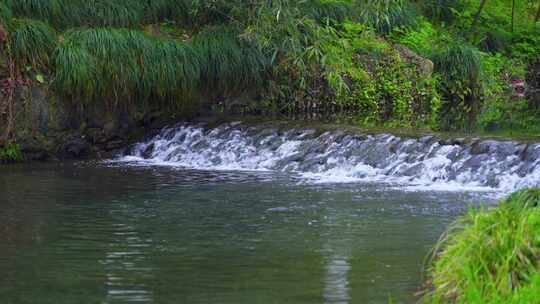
[9,18,56,70]
[420,0,462,23]
[2,0,540,136]
[144,0,189,24]
[0,143,24,163]
[193,29,265,97]
[389,18,453,56]
[52,27,264,109]
[4,0,192,29]
[0,2,12,28]
[52,43,98,101]
[432,44,484,130]
[509,27,540,61]
[54,28,190,105]
[478,29,512,53]
[356,0,417,34]
[348,49,439,127]
[303,0,353,23]
[426,188,540,303]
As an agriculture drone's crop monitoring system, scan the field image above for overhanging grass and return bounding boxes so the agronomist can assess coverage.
[9,18,56,70]
[356,0,417,34]
[0,2,12,28]
[4,0,192,29]
[193,29,266,96]
[426,188,540,303]
[52,27,264,107]
[432,44,483,85]
[303,0,353,23]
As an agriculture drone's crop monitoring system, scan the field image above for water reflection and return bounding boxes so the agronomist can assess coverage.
[324,256,350,304]
[0,162,495,303]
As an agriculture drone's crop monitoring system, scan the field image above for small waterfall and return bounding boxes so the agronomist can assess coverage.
[118,122,540,193]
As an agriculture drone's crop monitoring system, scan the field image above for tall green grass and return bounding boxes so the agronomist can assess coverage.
[425,188,540,303]
[0,2,12,28]
[303,0,353,23]
[52,27,264,107]
[9,18,56,70]
[193,29,266,96]
[432,44,484,130]
[432,44,483,85]
[144,0,189,24]
[5,0,191,29]
[357,0,417,34]
[140,39,201,101]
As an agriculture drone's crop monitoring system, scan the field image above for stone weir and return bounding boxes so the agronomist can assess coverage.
[118,122,540,193]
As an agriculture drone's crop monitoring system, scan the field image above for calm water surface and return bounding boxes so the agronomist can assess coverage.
[0,162,494,303]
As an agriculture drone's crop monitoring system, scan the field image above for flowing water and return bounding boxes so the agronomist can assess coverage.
[2,122,540,303]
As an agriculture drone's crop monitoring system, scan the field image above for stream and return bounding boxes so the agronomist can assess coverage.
[2,122,539,303]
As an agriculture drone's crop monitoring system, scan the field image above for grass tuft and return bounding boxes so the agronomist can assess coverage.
[303,0,352,23]
[426,188,540,303]
[9,18,56,70]
[52,27,264,108]
[432,44,483,85]
[5,0,194,29]
[193,29,266,96]
[357,0,417,34]
[0,2,12,28]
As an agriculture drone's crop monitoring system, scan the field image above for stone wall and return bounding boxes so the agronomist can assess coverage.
[5,85,179,161]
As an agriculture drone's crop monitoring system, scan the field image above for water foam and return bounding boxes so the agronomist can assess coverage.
[114,123,540,193]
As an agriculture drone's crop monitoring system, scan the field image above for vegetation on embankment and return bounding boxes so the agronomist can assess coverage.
[424,188,540,303]
[0,0,539,160]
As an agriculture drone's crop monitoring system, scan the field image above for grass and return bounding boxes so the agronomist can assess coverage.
[425,188,540,303]
[52,43,98,101]
[4,0,192,29]
[356,0,417,34]
[432,44,483,85]
[193,29,266,96]
[303,0,353,23]
[0,2,12,27]
[9,18,56,70]
[52,27,265,107]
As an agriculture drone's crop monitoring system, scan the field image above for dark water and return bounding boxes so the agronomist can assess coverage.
[0,162,493,303]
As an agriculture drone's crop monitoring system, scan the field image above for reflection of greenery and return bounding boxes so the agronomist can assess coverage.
[426,188,540,303]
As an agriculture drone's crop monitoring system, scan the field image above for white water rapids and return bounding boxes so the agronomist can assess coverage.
[116,122,540,194]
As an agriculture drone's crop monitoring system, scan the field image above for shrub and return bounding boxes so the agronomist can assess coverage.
[426,188,540,303]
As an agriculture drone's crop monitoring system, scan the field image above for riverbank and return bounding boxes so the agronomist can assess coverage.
[4,112,540,165]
